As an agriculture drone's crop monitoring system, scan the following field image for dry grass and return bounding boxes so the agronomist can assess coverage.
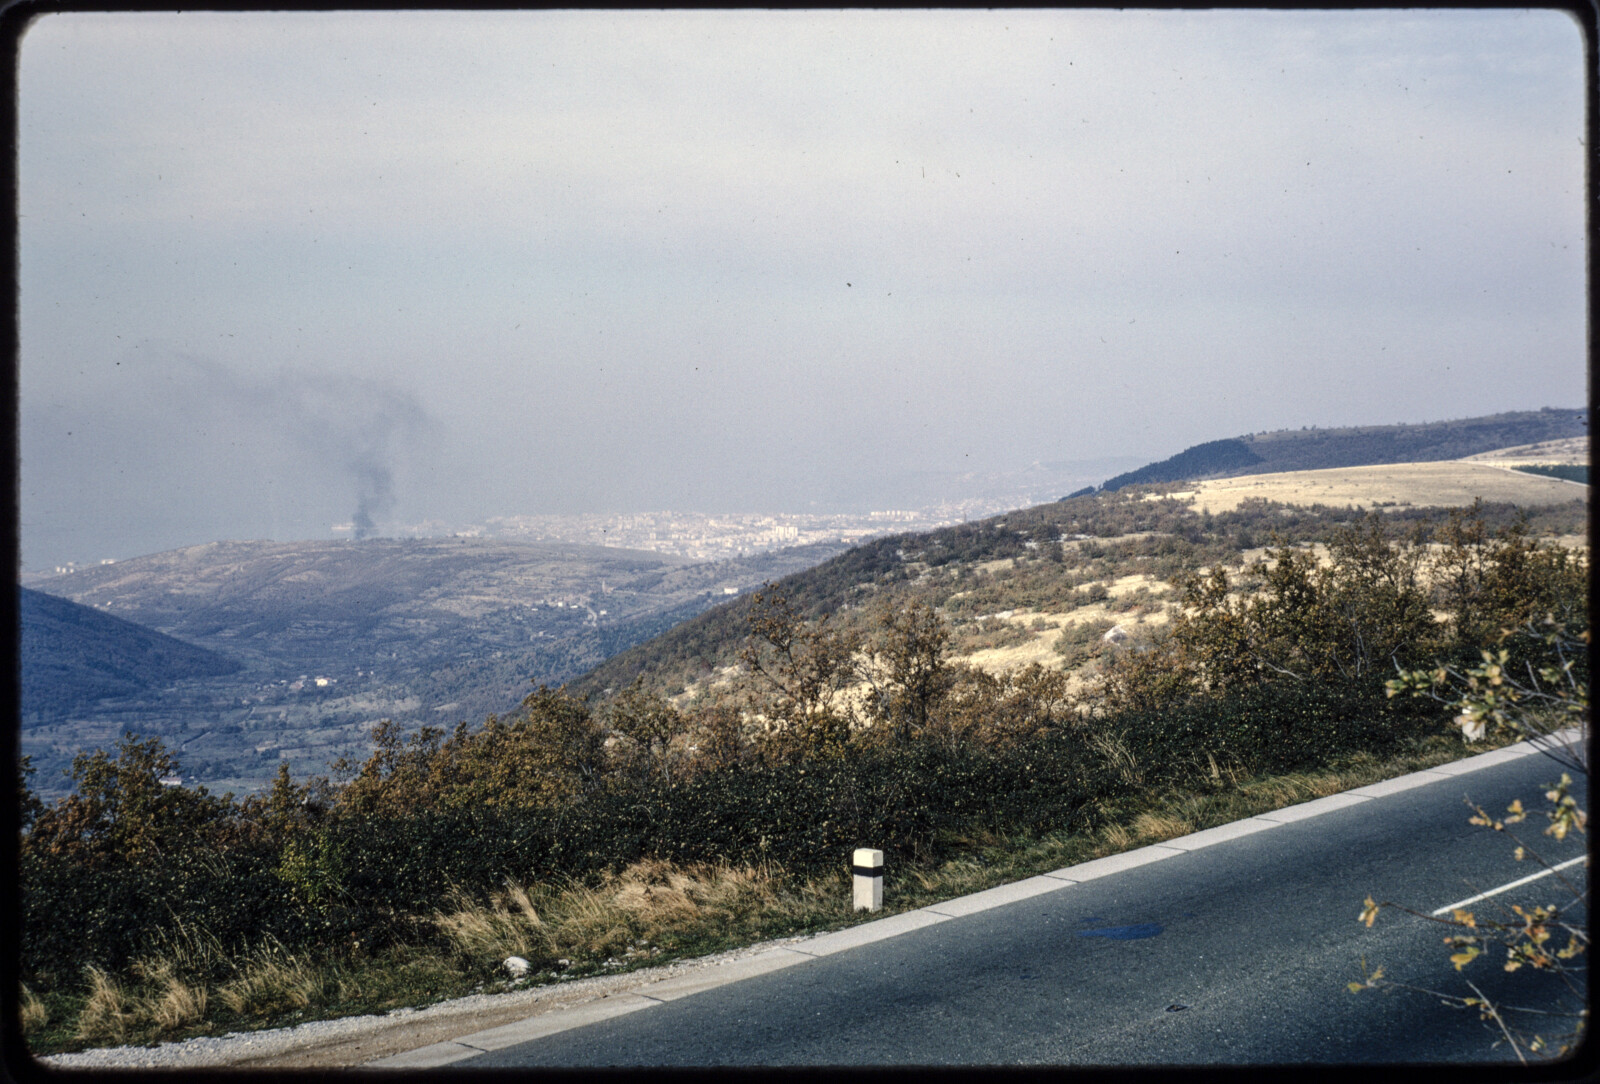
[130,960,209,1031]
[1102,811,1195,851]
[59,923,223,1044]
[434,858,821,974]
[434,883,547,962]
[74,940,321,1045]
[75,967,137,1045]
[1171,461,1585,514]
[1084,730,1140,787]
[955,593,1176,678]
[216,941,348,1017]
[20,984,50,1035]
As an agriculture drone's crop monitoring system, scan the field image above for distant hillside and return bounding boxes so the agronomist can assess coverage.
[20,536,854,796]
[1094,439,1264,492]
[570,483,1587,702]
[19,586,241,719]
[1099,407,1587,492]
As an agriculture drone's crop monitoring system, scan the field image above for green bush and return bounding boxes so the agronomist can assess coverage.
[1116,677,1444,787]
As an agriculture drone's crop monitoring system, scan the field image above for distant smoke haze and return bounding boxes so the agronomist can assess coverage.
[19,349,434,567]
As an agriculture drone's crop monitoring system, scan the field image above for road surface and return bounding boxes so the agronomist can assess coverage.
[385,741,1589,1067]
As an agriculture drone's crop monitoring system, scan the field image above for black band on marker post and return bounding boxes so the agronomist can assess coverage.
[851,865,883,878]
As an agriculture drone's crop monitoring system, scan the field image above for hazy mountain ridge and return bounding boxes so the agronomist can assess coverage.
[1099,407,1587,492]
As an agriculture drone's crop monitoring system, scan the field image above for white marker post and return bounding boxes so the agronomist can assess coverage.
[852,848,883,912]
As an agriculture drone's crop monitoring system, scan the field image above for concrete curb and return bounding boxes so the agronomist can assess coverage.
[365,728,1584,1068]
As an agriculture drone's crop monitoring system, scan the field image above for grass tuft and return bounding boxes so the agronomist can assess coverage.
[75,967,136,1045]
[434,858,812,976]
[20,984,50,1035]
[216,941,335,1017]
[130,960,209,1031]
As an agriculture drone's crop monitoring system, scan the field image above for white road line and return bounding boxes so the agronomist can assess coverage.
[1430,855,1589,917]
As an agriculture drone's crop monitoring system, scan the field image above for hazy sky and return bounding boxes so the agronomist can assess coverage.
[17,10,1588,569]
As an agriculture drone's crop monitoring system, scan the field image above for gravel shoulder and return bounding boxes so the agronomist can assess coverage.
[35,936,820,1070]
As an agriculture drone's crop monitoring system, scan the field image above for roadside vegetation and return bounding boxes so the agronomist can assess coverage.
[17,494,1587,1056]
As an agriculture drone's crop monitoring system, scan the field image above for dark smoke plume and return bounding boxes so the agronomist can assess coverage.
[351,460,395,540]
[162,352,432,539]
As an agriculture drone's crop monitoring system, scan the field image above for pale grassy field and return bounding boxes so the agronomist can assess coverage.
[1461,435,1588,465]
[1168,460,1586,515]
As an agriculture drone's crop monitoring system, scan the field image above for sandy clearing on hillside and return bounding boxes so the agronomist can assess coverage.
[957,597,1174,676]
[1462,436,1587,465]
[962,637,1067,673]
[1105,573,1174,598]
[1168,461,1585,514]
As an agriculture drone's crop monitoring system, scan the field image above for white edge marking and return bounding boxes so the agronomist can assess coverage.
[789,908,950,956]
[1158,816,1279,851]
[921,875,1071,918]
[1430,855,1589,917]
[1430,746,1538,775]
[1347,771,1454,798]
[1043,843,1183,882]
[1255,791,1371,823]
[631,948,809,1001]
[364,1040,486,1069]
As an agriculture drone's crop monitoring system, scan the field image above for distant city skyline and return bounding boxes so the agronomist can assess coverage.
[18,11,1586,571]
[24,480,1125,577]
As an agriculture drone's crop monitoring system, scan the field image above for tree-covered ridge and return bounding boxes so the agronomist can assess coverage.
[19,587,241,719]
[1097,439,1265,492]
[1099,407,1587,492]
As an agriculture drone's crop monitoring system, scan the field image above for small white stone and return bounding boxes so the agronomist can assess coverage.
[503,956,530,976]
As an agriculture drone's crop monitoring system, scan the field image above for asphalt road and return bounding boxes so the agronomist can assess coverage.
[458,749,1587,1067]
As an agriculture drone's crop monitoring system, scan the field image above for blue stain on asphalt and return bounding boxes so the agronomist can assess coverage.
[1077,923,1164,941]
